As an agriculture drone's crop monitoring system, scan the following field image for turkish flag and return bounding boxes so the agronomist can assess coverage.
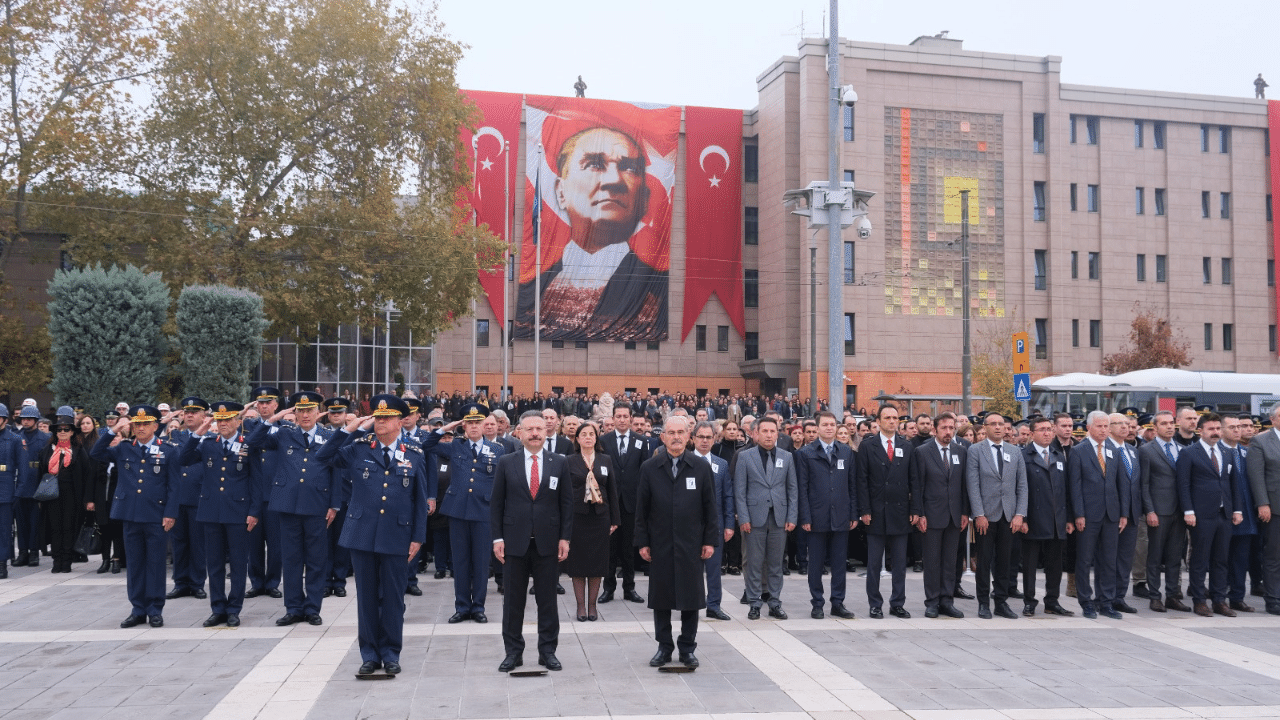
[460,90,521,326]
[683,106,744,341]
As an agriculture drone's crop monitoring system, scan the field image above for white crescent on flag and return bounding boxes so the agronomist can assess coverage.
[698,145,730,173]
[472,126,505,150]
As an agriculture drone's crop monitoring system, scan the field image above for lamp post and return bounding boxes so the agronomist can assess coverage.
[825,0,843,414]
[960,189,972,416]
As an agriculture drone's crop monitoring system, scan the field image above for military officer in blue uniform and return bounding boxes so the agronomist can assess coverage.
[323,397,353,598]
[166,396,210,600]
[178,402,261,627]
[246,390,341,626]
[401,395,430,445]
[316,394,431,676]
[244,386,284,599]
[400,394,433,596]
[91,405,180,628]
[0,404,24,578]
[424,403,503,623]
[14,404,49,568]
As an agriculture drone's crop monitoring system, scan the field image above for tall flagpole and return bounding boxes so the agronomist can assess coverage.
[470,134,479,395]
[534,143,543,394]
[502,139,510,402]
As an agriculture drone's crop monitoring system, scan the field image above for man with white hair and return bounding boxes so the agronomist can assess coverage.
[1068,410,1128,619]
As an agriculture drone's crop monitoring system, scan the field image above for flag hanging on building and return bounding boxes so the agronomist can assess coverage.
[459,90,521,327]
[683,105,745,341]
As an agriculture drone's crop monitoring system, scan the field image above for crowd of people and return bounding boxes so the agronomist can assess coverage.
[4,386,1278,676]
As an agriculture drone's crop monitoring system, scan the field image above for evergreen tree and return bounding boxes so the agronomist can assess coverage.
[176,285,269,401]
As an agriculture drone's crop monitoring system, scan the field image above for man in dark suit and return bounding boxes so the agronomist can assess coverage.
[690,420,736,621]
[966,413,1027,620]
[1177,412,1244,617]
[909,412,968,619]
[491,411,573,672]
[1068,410,1127,619]
[856,405,915,619]
[1140,410,1189,612]
[1108,413,1143,614]
[600,404,647,604]
[1020,417,1074,616]
[1247,406,1280,615]
[734,416,797,620]
[541,409,575,456]
[796,411,858,619]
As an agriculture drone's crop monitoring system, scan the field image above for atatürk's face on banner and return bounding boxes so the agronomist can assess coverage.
[555,128,648,250]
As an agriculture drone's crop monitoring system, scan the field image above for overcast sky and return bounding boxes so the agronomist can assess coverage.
[436,0,1275,110]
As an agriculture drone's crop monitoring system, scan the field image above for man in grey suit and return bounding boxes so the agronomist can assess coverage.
[1247,405,1280,615]
[1140,410,1190,612]
[965,413,1027,619]
[734,416,797,620]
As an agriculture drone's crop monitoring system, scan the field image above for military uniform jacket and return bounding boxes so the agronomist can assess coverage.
[316,431,430,555]
[91,432,179,524]
[179,433,263,523]
[246,422,341,516]
[0,427,24,504]
[15,428,50,498]
[167,428,203,507]
[422,431,502,523]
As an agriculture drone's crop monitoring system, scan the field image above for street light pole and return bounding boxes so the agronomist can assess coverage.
[825,0,844,414]
[960,189,972,416]
[810,245,817,408]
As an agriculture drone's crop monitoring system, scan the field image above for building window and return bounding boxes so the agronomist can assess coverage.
[745,332,759,360]
[1156,254,1167,282]
[1069,114,1077,144]
[716,325,729,353]
[1268,194,1273,222]
[1136,254,1146,282]
[1155,188,1166,216]
[1087,184,1100,213]
[1219,126,1231,154]
[1221,192,1231,219]
[646,340,660,351]
[624,341,636,350]
[1270,259,1275,287]
[1088,251,1100,280]
[1223,324,1234,351]
[1035,318,1048,359]
[1034,250,1047,290]
[1086,116,1099,145]
[843,242,855,284]
[843,313,856,356]
[1153,121,1166,149]
[743,144,758,183]
[574,341,588,349]
[695,324,706,352]
[843,169,855,183]
[843,105,854,142]
[1134,120,1144,148]
[1071,251,1079,279]
[1204,323,1213,351]
[508,255,515,281]
[744,207,758,245]
[1033,113,1046,153]
[1272,325,1277,354]
[1072,319,1080,348]
[1089,320,1101,348]
[1135,187,1145,215]
[1202,191,1211,218]
[744,269,759,307]
[1070,183,1078,211]
[1203,257,1212,284]
[1201,125,1210,152]
[1222,258,1233,285]
[476,319,489,347]
[1033,181,1047,221]
[551,340,564,349]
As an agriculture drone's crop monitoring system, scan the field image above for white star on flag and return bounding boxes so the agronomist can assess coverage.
[480,157,493,171]
[708,175,721,188]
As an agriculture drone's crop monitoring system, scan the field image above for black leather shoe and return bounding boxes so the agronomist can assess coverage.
[333,587,346,597]
[925,606,939,618]
[1266,604,1280,616]
[110,560,121,574]
[1133,582,1151,599]
[1099,606,1123,620]
[166,587,193,600]
[747,607,760,620]
[889,606,911,619]
[275,614,304,626]
[405,586,422,596]
[598,590,614,603]
[447,612,471,624]
[244,588,262,599]
[267,589,283,599]
[434,570,447,579]
[305,614,323,626]
[1230,600,1255,613]
[14,552,28,567]
[384,661,402,674]
[323,588,332,598]
[913,561,923,573]
[768,605,788,620]
[226,614,241,627]
[358,661,382,676]
[798,565,808,576]
[26,555,38,567]
[939,605,965,618]
[624,590,645,603]
[953,587,975,600]
[1007,588,1024,599]
[1082,606,1098,619]
[0,567,6,579]
[148,615,164,628]
[120,615,146,628]
[977,604,992,619]
[538,653,562,671]
[557,583,566,595]
[831,604,855,619]
[192,588,208,600]
[498,654,522,672]
[705,608,731,621]
[528,585,536,595]
[1022,603,1037,617]
[811,608,825,619]
[649,650,672,667]
[495,584,503,595]
[740,590,751,605]
[1044,603,1075,616]
[473,612,488,623]
[202,613,228,627]
[96,559,111,574]
[994,602,1017,619]
[1113,600,1138,614]
[679,652,699,668]
[869,607,884,619]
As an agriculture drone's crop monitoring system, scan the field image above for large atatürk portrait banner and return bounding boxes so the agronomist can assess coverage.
[514,96,680,342]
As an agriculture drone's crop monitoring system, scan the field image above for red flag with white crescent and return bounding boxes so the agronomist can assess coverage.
[683,105,745,341]
[460,90,521,326]
[1270,100,1280,354]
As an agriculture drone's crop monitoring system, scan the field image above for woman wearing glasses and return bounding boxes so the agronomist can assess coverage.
[38,407,92,573]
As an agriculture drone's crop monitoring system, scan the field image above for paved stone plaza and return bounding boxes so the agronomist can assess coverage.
[4,560,1280,720]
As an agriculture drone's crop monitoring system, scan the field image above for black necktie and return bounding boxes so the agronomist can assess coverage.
[224,440,231,455]
[304,433,311,450]
[383,447,391,467]
[620,434,628,456]
[995,445,1004,474]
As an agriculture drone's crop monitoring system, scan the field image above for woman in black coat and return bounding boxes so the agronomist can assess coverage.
[561,422,619,621]
[38,413,92,573]
[85,415,127,573]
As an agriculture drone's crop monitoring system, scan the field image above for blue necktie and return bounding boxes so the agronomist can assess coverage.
[1164,442,1177,466]
[1120,445,1134,479]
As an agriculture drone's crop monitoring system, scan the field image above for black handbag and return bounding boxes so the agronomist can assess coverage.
[75,525,101,556]
[33,473,60,502]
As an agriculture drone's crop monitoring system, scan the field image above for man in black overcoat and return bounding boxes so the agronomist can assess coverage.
[636,415,719,669]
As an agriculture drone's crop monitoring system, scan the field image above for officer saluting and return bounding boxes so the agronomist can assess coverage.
[167,396,210,601]
[178,402,261,628]
[244,386,284,599]
[423,403,503,624]
[323,397,353,598]
[91,405,180,628]
[246,390,342,627]
[315,395,431,676]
